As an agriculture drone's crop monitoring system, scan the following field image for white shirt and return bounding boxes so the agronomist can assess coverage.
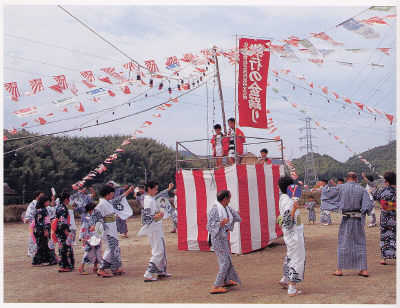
[96,198,115,217]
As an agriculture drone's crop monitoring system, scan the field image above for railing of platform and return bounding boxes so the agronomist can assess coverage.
[176,136,285,171]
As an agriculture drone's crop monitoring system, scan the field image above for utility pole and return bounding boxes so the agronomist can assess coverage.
[144,167,148,183]
[213,46,227,135]
[299,117,318,186]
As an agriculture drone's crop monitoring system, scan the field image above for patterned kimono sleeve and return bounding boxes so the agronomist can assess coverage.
[155,189,170,200]
[206,207,221,237]
[281,197,296,232]
[142,208,155,225]
[361,188,375,215]
[79,218,90,240]
[372,186,384,201]
[25,203,36,222]
[56,206,70,232]
[89,210,105,229]
[321,185,340,200]
[227,207,242,231]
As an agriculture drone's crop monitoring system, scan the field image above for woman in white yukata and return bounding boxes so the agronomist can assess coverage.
[278,175,305,296]
[94,184,134,278]
[138,181,172,282]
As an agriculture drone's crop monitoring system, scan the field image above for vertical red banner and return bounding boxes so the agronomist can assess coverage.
[238,37,270,128]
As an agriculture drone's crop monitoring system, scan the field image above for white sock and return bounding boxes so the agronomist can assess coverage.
[288,284,297,294]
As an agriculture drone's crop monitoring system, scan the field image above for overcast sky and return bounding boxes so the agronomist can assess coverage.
[2,2,397,163]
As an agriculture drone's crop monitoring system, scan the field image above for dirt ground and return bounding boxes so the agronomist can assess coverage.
[3,207,396,304]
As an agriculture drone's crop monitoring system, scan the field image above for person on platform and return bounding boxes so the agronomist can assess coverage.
[25,190,44,257]
[78,202,103,275]
[372,171,396,265]
[361,173,377,227]
[210,124,229,169]
[31,195,58,267]
[258,148,272,164]
[207,190,242,294]
[277,176,305,296]
[319,179,333,226]
[321,172,374,277]
[305,195,316,224]
[227,118,245,165]
[138,181,173,282]
[92,185,133,277]
[55,191,75,272]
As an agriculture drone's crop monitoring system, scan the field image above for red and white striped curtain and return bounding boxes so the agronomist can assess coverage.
[176,164,284,254]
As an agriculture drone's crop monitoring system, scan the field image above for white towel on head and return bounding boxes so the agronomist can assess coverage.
[216,200,233,225]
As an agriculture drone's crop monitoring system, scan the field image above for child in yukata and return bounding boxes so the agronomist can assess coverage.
[78,202,103,275]
[305,195,316,224]
[210,124,229,169]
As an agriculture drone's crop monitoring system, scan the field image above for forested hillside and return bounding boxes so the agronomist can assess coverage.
[292,141,396,181]
[4,130,178,204]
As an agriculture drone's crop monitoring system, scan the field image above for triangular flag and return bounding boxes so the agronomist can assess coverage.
[331,91,340,99]
[153,114,161,117]
[121,140,131,146]
[108,90,116,97]
[76,102,85,112]
[82,80,96,88]
[62,108,68,112]
[121,86,130,94]
[354,102,364,110]
[99,77,113,84]
[319,86,328,94]
[385,114,394,123]
[21,122,28,127]
[49,84,63,94]
[35,117,47,125]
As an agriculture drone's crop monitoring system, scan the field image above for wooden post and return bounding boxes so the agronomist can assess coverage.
[213,46,227,135]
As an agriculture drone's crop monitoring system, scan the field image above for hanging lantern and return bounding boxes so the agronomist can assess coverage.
[276,78,278,82]
[200,76,203,81]
[187,84,190,89]
[358,111,360,115]
[176,72,179,76]
[177,84,181,90]
[203,72,206,76]
[207,61,210,65]
[159,82,163,90]
[136,74,141,80]
[128,103,131,106]
[112,111,115,115]
[197,80,200,84]
[309,92,312,96]
[181,80,184,84]
[145,93,148,98]
[168,87,172,94]
[327,99,330,103]
[292,85,295,90]
[96,120,99,124]
[342,105,345,109]
[192,82,195,86]
[149,79,153,87]
[206,67,208,70]
[374,117,376,121]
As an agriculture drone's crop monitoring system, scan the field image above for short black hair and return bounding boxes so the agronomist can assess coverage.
[217,190,231,202]
[227,118,235,123]
[365,174,374,182]
[138,185,145,189]
[260,148,268,154]
[33,190,44,199]
[308,195,314,200]
[321,179,328,184]
[214,124,221,130]
[337,178,344,183]
[59,192,70,204]
[100,185,115,197]
[36,195,51,209]
[278,176,294,194]
[85,201,97,212]
[384,171,396,186]
[145,181,159,192]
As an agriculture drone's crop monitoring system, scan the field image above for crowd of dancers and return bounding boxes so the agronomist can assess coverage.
[23,169,396,296]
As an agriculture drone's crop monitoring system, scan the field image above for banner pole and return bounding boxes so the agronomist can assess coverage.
[213,45,227,136]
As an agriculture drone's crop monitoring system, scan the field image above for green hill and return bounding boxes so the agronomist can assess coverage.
[4,130,180,204]
[292,141,396,181]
